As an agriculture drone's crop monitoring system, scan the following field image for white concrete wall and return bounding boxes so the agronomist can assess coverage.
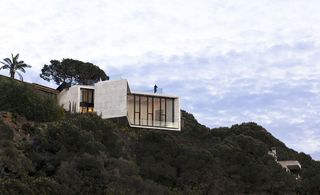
[94,79,128,119]
[58,86,79,113]
[174,97,181,130]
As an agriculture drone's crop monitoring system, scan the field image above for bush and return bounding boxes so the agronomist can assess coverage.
[0,79,63,122]
[0,140,33,179]
[0,119,13,140]
[30,177,61,195]
[0,179,34,195]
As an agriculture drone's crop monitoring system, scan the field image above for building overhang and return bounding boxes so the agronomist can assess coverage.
[129,124,180,131]
[278,160,302,171]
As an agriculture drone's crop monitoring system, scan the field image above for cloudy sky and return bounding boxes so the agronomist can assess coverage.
[1,0,320,159]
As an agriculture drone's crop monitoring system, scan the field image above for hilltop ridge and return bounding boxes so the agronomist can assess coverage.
[1,78,320,194]
[1,109,320,194]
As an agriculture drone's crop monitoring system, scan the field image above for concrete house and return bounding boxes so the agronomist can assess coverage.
[58,79,181,131]
[268,147,301,179]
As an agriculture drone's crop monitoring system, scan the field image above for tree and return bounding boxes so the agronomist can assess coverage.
[74,62,109,85]
[0,54,31,80]
[40,58,109,85]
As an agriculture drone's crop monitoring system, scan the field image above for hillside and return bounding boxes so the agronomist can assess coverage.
[1,111,320,194]
[1,79,320,194]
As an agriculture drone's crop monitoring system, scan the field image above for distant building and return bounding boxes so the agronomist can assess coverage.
[277,161,302,173]
[268,147,301,179]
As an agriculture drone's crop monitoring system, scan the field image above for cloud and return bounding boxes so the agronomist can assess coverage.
[1,0,320,159]
[112,40,320,159]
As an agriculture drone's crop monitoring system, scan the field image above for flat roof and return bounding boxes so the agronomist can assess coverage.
[129,91,179,99]
[93,78,179,98]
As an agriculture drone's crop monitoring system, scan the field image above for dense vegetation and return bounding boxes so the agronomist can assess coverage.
[1,113,320,194]
[0,79,63,122]
[1,80,320,194]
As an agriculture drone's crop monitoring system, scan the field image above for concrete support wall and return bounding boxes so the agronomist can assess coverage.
[174,98,181,130]
[94,79,128,119]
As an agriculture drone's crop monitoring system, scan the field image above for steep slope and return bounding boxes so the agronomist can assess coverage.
[1,110,320,194]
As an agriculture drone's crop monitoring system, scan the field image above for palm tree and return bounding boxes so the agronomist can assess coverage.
[0,53,31,80]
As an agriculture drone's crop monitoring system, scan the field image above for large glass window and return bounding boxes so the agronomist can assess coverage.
[127,94,176,128]
[80,88,94,113]
[161,98,166,126]
[81,89,93,103]
[134,96,140,112]
[148,97,153,126]
[166,99,174,127]
[141,96,148,125]
[153,98,160,126]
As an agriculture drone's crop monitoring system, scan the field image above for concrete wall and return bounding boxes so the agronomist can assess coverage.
[94,79,128,119]
[174,97,181,130]
[58,86,79,112]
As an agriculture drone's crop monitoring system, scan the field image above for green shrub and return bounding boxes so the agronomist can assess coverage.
[0,119,13,140]
[0,79,64,122]
[0,140,33,179]
[30,177,61,195]
[0,179,34,195]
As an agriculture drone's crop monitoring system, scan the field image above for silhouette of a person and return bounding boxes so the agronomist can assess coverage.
[154,84,158,93]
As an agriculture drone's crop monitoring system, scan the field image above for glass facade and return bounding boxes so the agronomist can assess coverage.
[127,94,177,129]
[80,88,94,113]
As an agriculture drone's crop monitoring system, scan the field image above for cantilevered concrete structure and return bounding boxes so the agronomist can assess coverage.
[277,160,302,172]
[268,147,302,179]
[58,79,181,131]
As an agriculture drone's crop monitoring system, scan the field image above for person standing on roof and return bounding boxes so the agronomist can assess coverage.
[154,84,158,93]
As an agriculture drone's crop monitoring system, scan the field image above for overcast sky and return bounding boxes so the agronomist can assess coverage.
[1,0,320,160]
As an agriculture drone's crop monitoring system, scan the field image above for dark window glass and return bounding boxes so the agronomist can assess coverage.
[81,89,94,103]
[80,88,94,113]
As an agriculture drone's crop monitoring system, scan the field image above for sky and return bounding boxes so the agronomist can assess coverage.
[1,0,320,160]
